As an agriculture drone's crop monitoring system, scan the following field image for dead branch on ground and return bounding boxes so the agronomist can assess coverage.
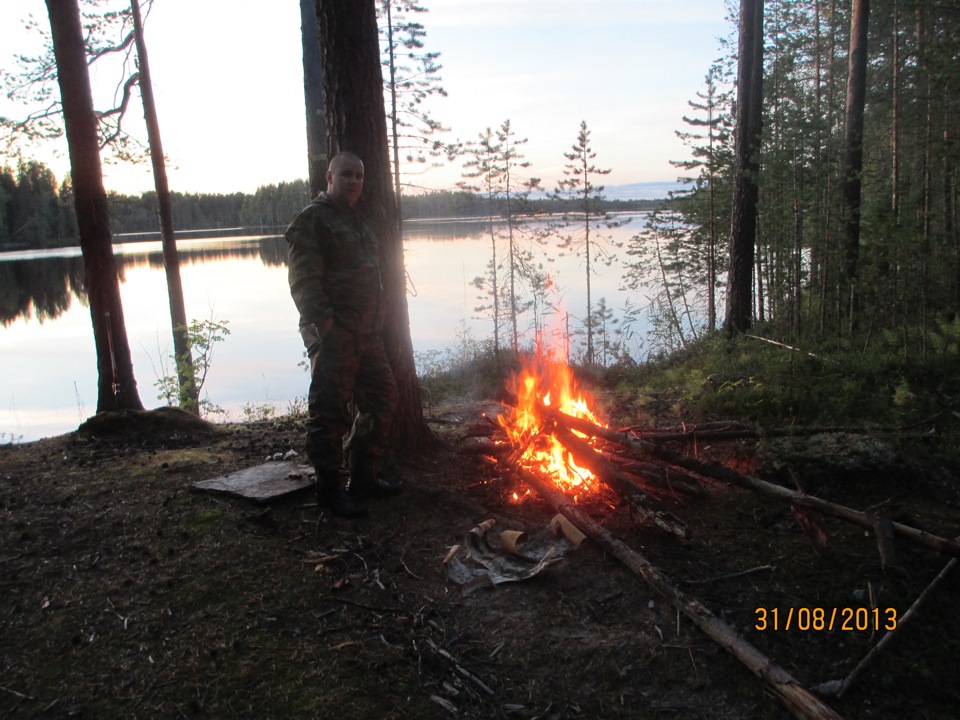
[554,411,960,559]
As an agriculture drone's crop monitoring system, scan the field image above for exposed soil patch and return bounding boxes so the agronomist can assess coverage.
[2,402,959,719]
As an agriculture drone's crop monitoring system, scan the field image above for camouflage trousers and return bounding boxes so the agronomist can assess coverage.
[300,324,399,474]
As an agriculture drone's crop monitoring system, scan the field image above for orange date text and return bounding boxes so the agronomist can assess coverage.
[754,607,898,632]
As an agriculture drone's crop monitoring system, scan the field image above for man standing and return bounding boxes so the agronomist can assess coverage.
[286,152,403,517]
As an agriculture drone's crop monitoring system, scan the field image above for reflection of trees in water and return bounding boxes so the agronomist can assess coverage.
[116,235,289,272]
[0,226,486,326]
[0,255,88,326]
[0,236,289,325]
[403,219,487,243]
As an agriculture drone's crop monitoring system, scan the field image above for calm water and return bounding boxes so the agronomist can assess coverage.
[0,214,651,441]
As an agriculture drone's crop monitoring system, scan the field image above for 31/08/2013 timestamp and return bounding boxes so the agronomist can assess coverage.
[754,607,898,632]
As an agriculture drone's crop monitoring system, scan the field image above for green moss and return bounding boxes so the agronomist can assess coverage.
[184,506,228,533]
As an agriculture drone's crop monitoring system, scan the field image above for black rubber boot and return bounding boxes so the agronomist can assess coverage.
[317,470,368,518]
[347,450,404,500]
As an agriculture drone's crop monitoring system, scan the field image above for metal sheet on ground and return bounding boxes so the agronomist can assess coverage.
[192,462,314,501]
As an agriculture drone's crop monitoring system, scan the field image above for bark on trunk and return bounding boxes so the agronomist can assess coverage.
[300,0,328,197]
[315,0,431,449]
[46,0,143,413]
[131,0,198,413]
[723,0,765,336]
[840,0,870,330]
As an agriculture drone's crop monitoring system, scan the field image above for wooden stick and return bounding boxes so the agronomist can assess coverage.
[555,411,960,559]
[513,464,844,720]
[815,554,958,699]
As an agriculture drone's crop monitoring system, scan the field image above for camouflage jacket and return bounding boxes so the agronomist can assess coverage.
[285,193,384,338]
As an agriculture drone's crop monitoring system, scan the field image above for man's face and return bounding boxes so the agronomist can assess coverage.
[326,157,364,207]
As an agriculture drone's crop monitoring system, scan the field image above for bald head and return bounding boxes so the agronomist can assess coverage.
[326,152,364,207]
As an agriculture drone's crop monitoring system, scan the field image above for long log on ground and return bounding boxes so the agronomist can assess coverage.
[556,411,960,559]
[513,464,844,720]
[638,426,876,443]
[639,426,932,443]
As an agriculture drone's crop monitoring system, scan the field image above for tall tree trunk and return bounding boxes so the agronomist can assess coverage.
[384,0,403,207]
[131,0,198,413]
[888,0,902,329]
[707,97,717,332]
[300,0,328,197]
[891,0,900,229]
[315,0,430,448]
[46,0,143,414]
[918,6,931,358]
[948,124,959,314]
[723,0,765,336]
[840,0,870,332]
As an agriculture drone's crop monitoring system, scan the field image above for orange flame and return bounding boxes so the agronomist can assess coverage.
[498,350,604,499]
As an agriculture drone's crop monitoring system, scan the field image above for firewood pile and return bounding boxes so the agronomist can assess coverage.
[454,352,960,720]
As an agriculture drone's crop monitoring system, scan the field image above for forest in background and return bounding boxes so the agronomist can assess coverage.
[0,161,658,249]
[648,0,959,352]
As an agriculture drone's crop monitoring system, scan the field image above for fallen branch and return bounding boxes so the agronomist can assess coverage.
[681,564,777,586]
[512,464,844,720]
[744,332,832,362]
[0,685,36,701]
[639,426,934,443]
[556,412,960,559]
[814,553,958,699]
[639,426,862,443]
[426,638,495,696]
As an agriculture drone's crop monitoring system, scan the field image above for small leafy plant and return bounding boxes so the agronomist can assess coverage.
[154,316,231,417]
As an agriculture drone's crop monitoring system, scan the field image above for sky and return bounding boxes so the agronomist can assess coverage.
[0,0,733,198]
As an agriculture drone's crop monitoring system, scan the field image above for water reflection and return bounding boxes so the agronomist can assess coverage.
[0,221,494,327]
[0,254,87,326]
[0,215,650,442]
[404,217,489,242]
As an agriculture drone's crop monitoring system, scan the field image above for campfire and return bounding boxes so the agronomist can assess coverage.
[453,350,960,720]
[496,350,605,501]
[485,348,694,528]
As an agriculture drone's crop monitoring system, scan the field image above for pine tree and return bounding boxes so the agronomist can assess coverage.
[671,66,733,332]
[316,0,430,448]
[460,127,505,362]
[724,0,765,337]
[553,121,623,364]
[377,0,448,202]
[45,0,144,413]
[493,120,540,353]
[459,120,541,355]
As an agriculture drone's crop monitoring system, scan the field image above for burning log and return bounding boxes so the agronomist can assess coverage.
[556,411,960,560]
[550,425,690,540]
[513,463,845,720]
[458,437,512,456]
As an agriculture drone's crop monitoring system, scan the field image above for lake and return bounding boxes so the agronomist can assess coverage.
[0,213,653,442]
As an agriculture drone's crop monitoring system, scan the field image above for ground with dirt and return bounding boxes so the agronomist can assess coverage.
[2,400,959,719]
